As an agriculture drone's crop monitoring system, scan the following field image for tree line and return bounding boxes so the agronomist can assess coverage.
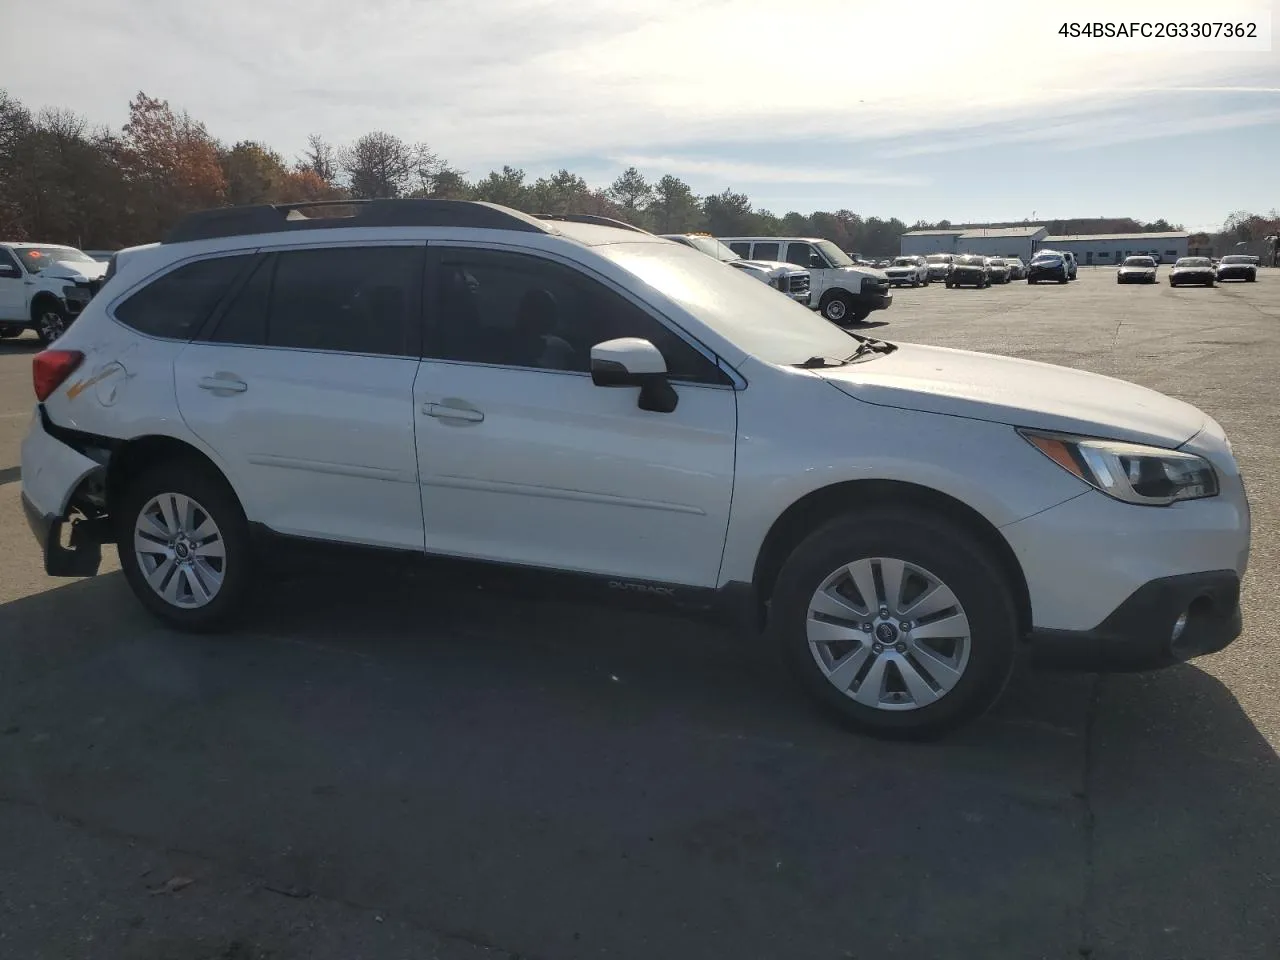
[0,89,1271,257]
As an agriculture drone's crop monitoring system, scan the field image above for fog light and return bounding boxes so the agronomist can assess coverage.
[1171,611,1189,642]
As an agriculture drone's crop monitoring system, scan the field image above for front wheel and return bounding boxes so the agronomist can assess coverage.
[770,509,1018,739]
[34,301,69,345]
[116,459,253,632]
[820,291,855,325]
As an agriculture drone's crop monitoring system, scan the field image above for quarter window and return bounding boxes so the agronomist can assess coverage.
[427,248,729,385]
[752,242,780,261]
[115,255,252,340]
[727,242,751,258]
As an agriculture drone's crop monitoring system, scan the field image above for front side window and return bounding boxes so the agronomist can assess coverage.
[785,242,814,267]
[115,255,253,340]
[208,246,420,356]
[0,250,21,275]
[426,248,728,385]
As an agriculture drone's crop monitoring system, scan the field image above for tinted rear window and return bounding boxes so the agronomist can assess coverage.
[114,256,252,339]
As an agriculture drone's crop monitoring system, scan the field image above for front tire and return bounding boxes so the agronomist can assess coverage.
[116,459,253,632]
[820,291,855,325]
[770,509,1018,739]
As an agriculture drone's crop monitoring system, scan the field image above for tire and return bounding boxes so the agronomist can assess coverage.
[116,458,253,632]
[1058,277,1067,284]
[770,508,1018,739]
[34,300,69,346]
[945,280,954,289]
[1247,275,1256,282]
[1028,278,1037,285]
[820,291,855,325]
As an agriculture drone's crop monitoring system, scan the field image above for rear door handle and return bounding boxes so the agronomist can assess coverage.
[423,402,483,422]
[198,375,248,393]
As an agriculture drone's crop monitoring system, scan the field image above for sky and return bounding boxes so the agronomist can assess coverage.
[1,0,1276,231]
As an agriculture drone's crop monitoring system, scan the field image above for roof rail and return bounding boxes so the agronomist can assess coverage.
[534,213,651,234]
[164,199,549,244]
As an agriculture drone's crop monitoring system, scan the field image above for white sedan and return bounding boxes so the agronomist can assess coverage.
[884,256,930,287]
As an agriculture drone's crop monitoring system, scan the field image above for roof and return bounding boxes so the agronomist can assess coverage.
[902,229,965,236]
[1042,231,1189,242]
[1,241,81,248]
[958,226,1047,238]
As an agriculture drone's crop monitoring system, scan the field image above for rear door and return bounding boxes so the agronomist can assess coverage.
[412,245,738,587]
[173,243,426,550]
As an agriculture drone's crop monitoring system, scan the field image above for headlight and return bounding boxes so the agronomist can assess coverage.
[1020,430,1218,505]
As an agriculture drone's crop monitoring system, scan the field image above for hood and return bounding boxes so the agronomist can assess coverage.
[737,258,801,274]
[843,264,890,280]
[815,341,1206,447]
[42,259,108,282]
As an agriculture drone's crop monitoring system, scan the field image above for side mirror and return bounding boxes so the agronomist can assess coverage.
[590,338,678,413]
[0,264,18,278]
[809,254,824,269]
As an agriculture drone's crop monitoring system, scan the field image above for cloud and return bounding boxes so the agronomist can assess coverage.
[609,156,927,186]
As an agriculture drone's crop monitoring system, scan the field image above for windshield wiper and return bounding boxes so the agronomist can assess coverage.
[794,355,849,369]
[846,333,898,361]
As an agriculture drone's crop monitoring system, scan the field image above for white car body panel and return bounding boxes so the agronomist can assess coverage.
[413,360,736,586]
[174,342,425,550]
[20,410,101,517]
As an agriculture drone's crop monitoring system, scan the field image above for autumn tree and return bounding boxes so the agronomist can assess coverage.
[299,134,337,185]
[220,141,290,206]
[649,175,702,232]
[118,92,226,238]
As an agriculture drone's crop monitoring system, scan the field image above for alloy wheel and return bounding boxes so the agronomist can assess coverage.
[133,492,227,608]
[806,557,971,711]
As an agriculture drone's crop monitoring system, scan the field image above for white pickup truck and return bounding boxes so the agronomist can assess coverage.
[0,242,109,343]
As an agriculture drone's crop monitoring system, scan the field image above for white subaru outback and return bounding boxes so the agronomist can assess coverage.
[19,200,1250,738]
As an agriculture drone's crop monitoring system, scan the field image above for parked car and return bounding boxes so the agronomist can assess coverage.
[1002,257,1027,280]
[884,256,930,287]
[0,242,109,343]
[924,253,955,281]
[1027,251,1069,284]
[20,198,1249,738]
[1170,257,1216,287]
[945,254,989,288]
[985,258,1011,284]
[661,233,811,303]
[1215,255,1258,283]
[721,236,892,326]
[1117,256,1158,284]
[1061,251,1079,279]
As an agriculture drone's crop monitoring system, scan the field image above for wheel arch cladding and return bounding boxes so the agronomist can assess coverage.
[751,479,1032,636]
[107,435,237,517]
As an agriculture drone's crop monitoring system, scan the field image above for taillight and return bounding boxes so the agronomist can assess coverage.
[33,350,84,402]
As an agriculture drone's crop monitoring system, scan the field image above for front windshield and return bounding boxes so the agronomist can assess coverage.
[602,241,869,366]
[1176,258,1211,267]
[1032,254,1062,264]
[955,255,983,265]
[891,258,915,267]
[988,259,1005,266]
[1123,257,1155,267]
[683,235,740,262]
[813,240,853,267]
[15,246,94,273]
[1220,255,1250,264]
[926,254,952,263]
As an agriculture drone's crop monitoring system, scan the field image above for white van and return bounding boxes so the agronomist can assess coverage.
[720,237,893,326]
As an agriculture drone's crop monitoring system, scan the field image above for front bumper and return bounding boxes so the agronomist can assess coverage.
[949,270,986,285]
[885,274,917,286]
[1028,267,1066,281]
[1216,268,1255,281]
[1172,272,1214,284]
[854,287,893,311]
[1118,272,1156,282]
[1028,571,1241,671]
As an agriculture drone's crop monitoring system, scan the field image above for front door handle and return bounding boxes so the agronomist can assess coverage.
[198,375,248,393]
[423,402,484,423]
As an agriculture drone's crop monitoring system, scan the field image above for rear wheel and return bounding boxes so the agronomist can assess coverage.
[116,459,253,631]
[34,301,69,345]
[770,509,1018,739]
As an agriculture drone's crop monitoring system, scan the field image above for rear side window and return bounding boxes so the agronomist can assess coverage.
[727,242,751,258]
[206,245,421,357]
[114,255,251,340]
[752,242,779,261]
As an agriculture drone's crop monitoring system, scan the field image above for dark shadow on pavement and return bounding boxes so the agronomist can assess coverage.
[0,333,41,355]
[0,568,1274,959]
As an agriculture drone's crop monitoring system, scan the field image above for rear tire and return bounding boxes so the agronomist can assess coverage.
[116,458,253,632]
[770,509,1018,739]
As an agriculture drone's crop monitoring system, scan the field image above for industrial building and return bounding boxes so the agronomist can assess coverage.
[1037,232,1189,265]
[901,225,1049,262]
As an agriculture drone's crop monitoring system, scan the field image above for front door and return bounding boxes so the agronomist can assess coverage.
[414,245,737,587]
[0,250,27,321]
[173,244,426,550]
[786,242,830,300]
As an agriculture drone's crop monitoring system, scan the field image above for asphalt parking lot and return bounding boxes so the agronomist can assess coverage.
[1,267,1277,960]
